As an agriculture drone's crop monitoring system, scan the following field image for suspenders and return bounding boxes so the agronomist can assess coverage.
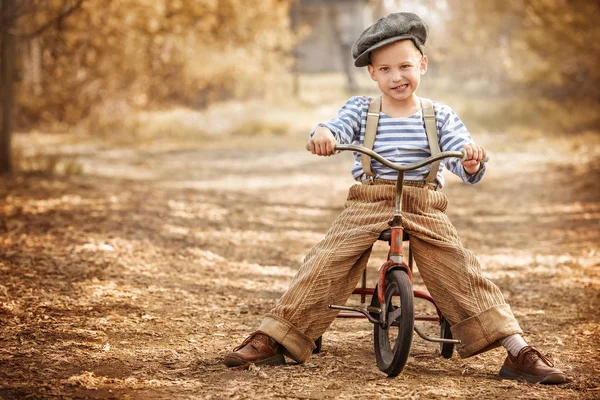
[421,98,441,183]
[361,96,381,177]
[361,96,441,184]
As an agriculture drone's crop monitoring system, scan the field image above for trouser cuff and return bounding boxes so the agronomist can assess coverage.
[451,304,523,358]
[258,314,314,363]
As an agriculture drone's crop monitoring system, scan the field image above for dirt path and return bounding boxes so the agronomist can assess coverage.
[1,133,599,399]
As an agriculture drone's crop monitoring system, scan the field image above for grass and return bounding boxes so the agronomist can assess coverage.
[78,73,600,145]
[10,73,599,167]
[296,72,600,136]
[11,146,84,175]
[231,120,290,137]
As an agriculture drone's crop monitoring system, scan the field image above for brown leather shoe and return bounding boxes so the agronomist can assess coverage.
[499,346,567,384]
[223,332,285,368]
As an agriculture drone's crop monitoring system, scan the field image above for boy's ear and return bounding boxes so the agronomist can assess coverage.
[420,55,428,75]
[367,65,377,81]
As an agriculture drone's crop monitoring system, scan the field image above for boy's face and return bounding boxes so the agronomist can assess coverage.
[367,40,428,105]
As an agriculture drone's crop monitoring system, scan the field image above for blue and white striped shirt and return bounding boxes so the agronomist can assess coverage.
[310,96,485,188]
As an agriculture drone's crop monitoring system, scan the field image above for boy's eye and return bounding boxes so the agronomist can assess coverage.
[379,67,388,72]
[401,65,411,69]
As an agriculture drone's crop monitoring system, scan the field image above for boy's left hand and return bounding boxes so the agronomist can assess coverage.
[461,143,486,175]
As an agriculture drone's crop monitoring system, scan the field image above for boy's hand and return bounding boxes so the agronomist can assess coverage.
[309,127,336,156]
[461,143,486,175]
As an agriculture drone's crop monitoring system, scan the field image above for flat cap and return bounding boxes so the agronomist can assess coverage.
[352,12,428,67]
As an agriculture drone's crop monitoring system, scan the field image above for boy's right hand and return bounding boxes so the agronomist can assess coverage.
[309,126,336,156]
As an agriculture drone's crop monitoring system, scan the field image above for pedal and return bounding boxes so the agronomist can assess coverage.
[367,306,381,314]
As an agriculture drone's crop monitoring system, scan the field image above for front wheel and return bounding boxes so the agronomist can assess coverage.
[372,269,414,377]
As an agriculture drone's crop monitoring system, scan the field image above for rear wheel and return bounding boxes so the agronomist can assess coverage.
[372,269,414,377]
[313,336,322,354]
[439,317,454,358]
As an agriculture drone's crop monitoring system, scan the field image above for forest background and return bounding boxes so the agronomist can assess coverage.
[2,0,599,163]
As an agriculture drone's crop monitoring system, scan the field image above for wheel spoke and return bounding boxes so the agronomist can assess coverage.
[388,307,402,323]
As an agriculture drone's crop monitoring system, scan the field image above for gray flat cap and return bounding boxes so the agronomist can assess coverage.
[352,12,428,67]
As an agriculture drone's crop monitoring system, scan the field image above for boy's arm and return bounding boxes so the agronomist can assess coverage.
[308,97,366,156]
[437,106,486,184]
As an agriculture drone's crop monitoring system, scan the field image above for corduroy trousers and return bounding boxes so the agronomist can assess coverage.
[258,181,522,362]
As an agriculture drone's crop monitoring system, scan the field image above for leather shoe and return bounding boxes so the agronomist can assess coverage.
[499,346,567,384]
[224,332,285,367]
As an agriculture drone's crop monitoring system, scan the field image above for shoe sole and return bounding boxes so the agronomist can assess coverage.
[224,353,286,368]
[499,366,567,384]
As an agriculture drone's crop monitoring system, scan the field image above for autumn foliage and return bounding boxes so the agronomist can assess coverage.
[8,0,600,131]
[14,0,295,128]
[437,0,600,100]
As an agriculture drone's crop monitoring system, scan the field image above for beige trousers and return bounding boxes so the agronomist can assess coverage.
[258,182,522,362]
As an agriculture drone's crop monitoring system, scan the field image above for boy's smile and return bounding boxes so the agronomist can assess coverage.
[367,40,428,112]
[391,83,409,92]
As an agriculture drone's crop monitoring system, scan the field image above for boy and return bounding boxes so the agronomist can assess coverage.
[224,12,567,384]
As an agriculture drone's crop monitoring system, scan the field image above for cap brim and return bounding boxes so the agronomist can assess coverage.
[354,35,421,67]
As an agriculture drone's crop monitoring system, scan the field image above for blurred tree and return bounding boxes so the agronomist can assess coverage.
[12,0,296,130]
[370,0,386,18]
[441,0,600,100]
[1,0,17,174]
[292,0,367,93]
[1,0,84,173]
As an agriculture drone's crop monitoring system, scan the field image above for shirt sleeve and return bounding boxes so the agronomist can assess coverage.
[437,105,486,184]
[308,96,365,145]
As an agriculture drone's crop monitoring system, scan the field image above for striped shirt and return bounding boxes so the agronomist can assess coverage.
[310,96,485,188]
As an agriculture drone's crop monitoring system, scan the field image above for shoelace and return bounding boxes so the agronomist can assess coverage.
[232,332,268,352]
[523,347,555,367]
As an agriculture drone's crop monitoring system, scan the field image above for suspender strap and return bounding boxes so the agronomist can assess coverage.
[362,96,381,177]
[421,98,441,183]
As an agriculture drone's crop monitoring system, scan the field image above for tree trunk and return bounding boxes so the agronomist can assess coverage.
[290,1,300,97]
[370,0,386,19]
[23,37,42,96]
[329,4,358,93]
[0,0,16,174]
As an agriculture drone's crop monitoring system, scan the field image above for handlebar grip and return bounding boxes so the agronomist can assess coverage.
[459,148,490,162]
[305,142,338,153]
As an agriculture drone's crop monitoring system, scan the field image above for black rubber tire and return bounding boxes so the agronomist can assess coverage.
[439,317,454,358]
[372,269,414,377]
[313,336,322,354]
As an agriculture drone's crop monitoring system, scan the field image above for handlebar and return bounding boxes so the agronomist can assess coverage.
[306,143,489,173]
